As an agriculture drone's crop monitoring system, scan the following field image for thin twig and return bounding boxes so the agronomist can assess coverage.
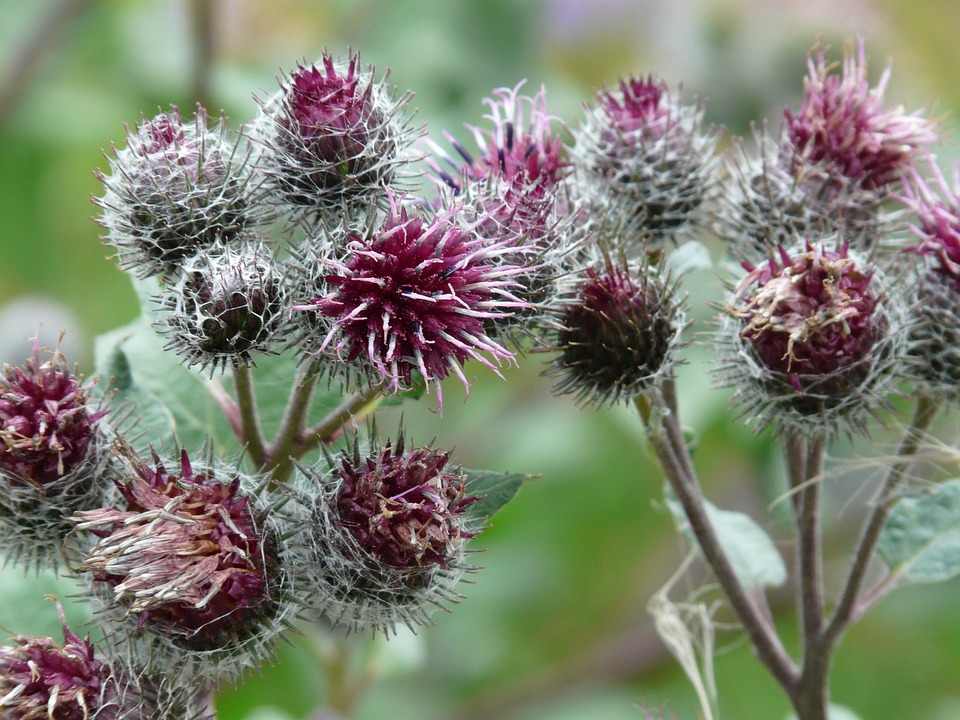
[263,361,321,483]
[823,394,942,648]
[785,432,825,663]
[792,433,828,720]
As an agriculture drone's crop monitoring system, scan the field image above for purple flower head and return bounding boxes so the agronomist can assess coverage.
[254,50,419,216]
[429,82,568,194]
[335,434,476,570]
[783,39,937,192]
[901,162,960,291]
[0,335,106,489]
[732,241,884,410]
[573,74,718,246]
[0,601,137,720]
[74,448,281,655]
[300,432,480,633]
[600,75,672,141]
[282,53,378,191]
[300,198,524,405]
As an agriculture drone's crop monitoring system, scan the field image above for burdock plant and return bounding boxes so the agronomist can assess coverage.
[1,38,955,720]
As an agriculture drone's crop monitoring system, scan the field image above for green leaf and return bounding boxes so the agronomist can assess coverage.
[666,489,787,589]
[463,468,530,521]
[94,300,355,472]
[94,315,238,454]
[877,479,960,585]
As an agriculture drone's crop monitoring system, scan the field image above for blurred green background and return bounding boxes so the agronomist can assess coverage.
[2,1,960,719]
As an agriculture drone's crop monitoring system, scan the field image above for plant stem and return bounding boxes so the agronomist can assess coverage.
[823,393,942,649]
[635,391,799,692]
[233,364,267,467]
[189,0,215,111]
[301,381,387,451]
[262,361,321,484]
[785,433,825,663]
[784,432,828,720]
[304,629,378,719]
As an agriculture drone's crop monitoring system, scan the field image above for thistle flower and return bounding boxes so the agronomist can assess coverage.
[72,447,294,682]
[251,50,420,220]
[429,81,567,193]
[543,256,685,406]
[156,243,290,374]
[96,107,256,279]
[297,197,527,406]
[0,600,156,720]
[718,239,906,435]
[572,75,719,248]
[299,432,478,633]
[427,83,574,344]
[899,162,960,396]
[0,336,111,571]
[784,39,937,194]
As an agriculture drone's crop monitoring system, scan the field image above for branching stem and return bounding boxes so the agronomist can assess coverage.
[635,391,799,692]
[824,393,942,649]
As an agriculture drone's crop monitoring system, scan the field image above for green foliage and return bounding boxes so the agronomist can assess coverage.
[463,468,532,521]
[666,489,787,590]
[877,479,960,585]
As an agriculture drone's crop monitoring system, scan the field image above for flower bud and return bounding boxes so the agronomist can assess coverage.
[299,433,478,633]
[73,447,294,682]
[719,240,906,435]
[96,107,256,279]
[572,75,718,248]
[543,257,684,406]
[157,243,289,374]
[251,50,420,221]
[0,336,111,571]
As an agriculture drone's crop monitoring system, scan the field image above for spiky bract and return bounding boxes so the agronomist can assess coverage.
[156,243,290,374]
[251,50,420,222]
[72,447,296,683]
[717,240,907,436]
[96,107,256,279]
[298,433,478,634]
